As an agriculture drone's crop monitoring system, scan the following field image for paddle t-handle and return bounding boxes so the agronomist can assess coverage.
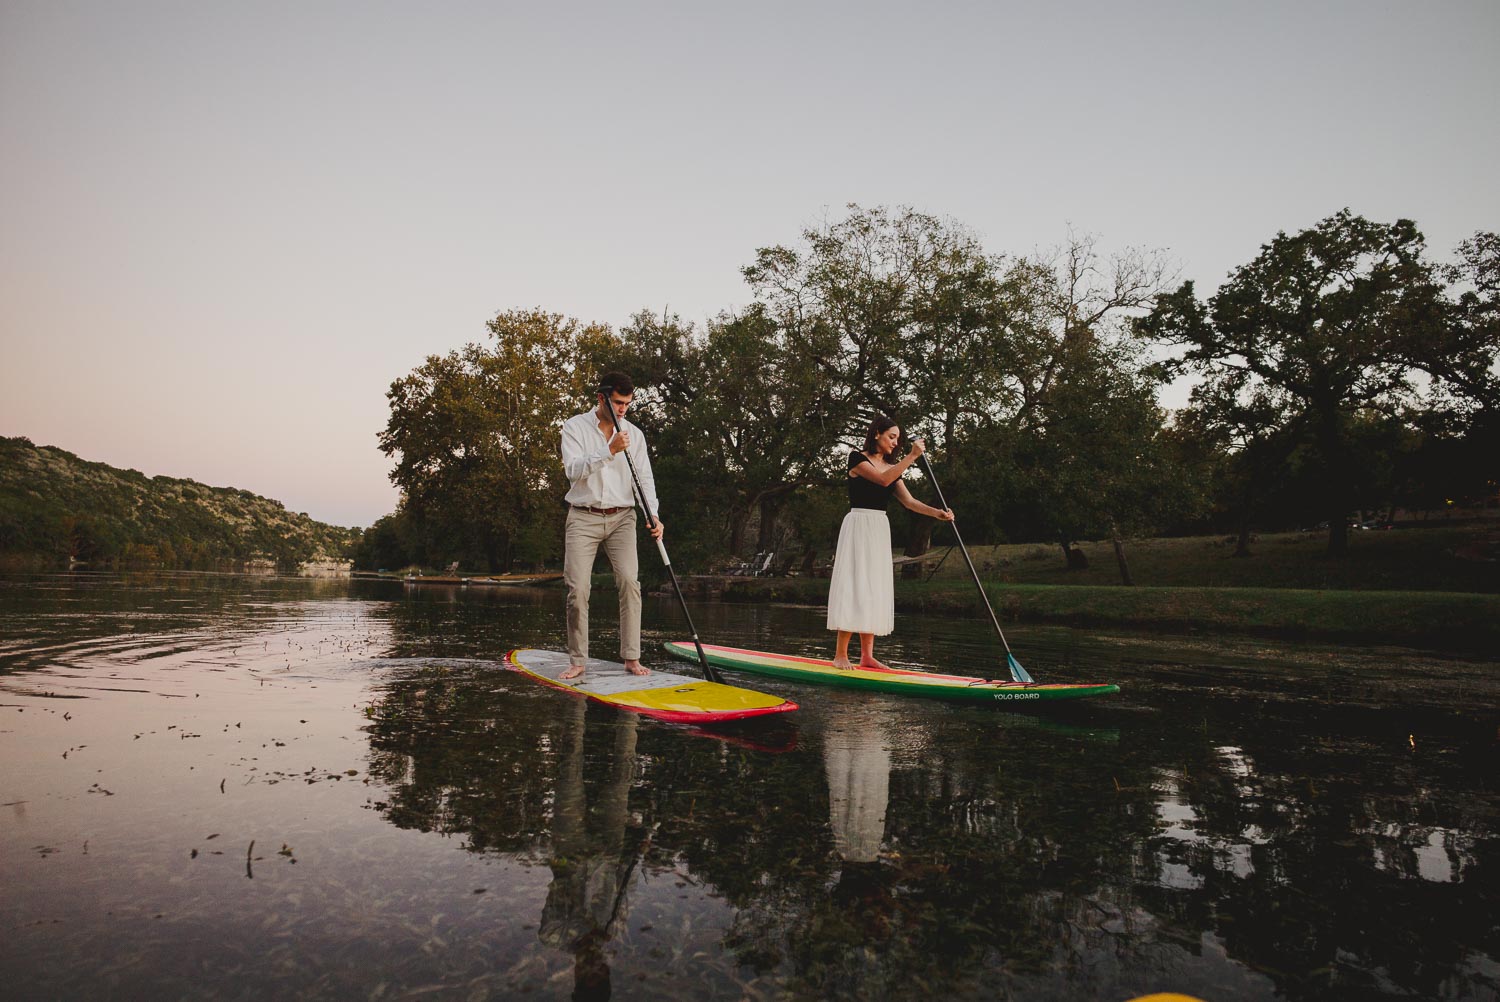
[597,384,724,686]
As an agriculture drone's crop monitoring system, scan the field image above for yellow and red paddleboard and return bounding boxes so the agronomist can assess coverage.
[663,642,1120,704]
[505,648,797,724]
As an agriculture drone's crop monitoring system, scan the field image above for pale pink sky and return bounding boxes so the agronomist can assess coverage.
[3,1,1496,526]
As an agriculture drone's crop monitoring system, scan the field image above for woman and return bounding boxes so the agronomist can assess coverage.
[827,417,954,670]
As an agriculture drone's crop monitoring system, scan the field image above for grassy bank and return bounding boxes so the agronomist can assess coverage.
[608,524,1500,650]
[708,576,1500,652]
[919,525,1500,592]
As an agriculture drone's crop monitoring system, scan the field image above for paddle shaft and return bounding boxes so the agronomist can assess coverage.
[916,453,1016,657]
[598,393,724,685]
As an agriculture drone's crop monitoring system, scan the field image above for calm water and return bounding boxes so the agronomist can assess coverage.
[1,573,1496,1001]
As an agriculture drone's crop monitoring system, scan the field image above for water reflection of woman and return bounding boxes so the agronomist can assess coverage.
[822,708,899,942]
[823,716,891,864]
[827,417,953,670]
[538,699,642,1002]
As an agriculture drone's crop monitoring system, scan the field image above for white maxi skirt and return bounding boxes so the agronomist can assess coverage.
[826,508,894,636]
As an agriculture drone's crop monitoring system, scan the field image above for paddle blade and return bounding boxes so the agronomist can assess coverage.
[1006,653,1034,684]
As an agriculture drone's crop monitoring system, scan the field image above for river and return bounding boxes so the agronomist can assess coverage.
[1,573,1496,1001]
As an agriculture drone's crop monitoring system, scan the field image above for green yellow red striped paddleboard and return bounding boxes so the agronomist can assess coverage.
[663,642,1119,704]
[506,648,797,723]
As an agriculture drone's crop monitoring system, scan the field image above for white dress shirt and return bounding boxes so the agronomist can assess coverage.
[560,409,660,516]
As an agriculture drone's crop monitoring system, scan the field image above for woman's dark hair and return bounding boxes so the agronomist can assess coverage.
[862,416,900,462]
[597,371,635,397]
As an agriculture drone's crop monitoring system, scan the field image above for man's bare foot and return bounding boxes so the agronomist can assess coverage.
[858,656,891,670]
[560,663,585,680]
[624,660,650,676]
[831,657,853,670]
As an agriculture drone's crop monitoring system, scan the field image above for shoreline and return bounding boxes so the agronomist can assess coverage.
[667,577,1500,654]
[9,567,1495,654]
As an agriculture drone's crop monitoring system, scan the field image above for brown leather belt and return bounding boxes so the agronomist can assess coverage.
[571,504,630,516]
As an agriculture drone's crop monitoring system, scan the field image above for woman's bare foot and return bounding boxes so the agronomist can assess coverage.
[831,657,853,670]
[623,660,650,676]
[857,656,891,670]
[560,663,585,680]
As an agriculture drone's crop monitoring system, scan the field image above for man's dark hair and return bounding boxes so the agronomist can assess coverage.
[598,371,635,397]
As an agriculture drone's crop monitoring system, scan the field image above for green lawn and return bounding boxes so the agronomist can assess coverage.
[696,521,1500,651]
[920,523,1499,593]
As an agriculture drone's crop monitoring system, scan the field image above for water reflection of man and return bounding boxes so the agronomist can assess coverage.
[539,697,643,1001]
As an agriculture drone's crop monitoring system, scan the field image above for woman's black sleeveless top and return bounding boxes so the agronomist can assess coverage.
[848,451,897,510]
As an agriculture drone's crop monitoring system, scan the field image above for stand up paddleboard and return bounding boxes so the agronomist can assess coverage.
[663,642,1119,704]
[506,648,797,724]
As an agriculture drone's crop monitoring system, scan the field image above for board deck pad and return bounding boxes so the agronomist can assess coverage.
[663,642,1120,704]
[506,648,797,723]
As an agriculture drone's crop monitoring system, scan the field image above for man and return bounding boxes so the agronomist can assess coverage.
[559,372,664,680]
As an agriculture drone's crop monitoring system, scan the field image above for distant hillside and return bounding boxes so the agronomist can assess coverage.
[0,436,360,571]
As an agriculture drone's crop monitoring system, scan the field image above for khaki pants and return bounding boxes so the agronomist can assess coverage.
[563,506,641,664]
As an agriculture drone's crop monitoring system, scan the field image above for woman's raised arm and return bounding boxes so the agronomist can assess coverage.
[850,439,926,487]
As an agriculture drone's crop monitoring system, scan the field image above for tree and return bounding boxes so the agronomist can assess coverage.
[378,310,619,572]
[1437,231,1500,409]
[614,307,847,561]
[1007,336,1198,582]
[352,512,416,571]
[1002,231,1182,575]
[743,207,1189,568]
[742,205,1029,438]
[1011,228,1175,432]
[917,230,1183,575]
[742,206,1044,558]
[1137,210,1471,555]
[1434,232,1500,513]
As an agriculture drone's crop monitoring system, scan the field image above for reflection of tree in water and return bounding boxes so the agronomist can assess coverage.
[363,661,565,854]
[360,662,1499,1000]
[361,661,834,993]
[362,584,561,663]
[1133,702,1500,1002]
[711,714,1167,999]
[708,700,1497,1002]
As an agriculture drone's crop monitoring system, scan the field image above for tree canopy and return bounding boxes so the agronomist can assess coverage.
[1138,211,1496,554]
[356,207,1497,577]
[377,309,617,571]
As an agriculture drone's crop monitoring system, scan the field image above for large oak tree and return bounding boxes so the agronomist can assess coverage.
[378,309,617,571]
[1137,210,1488,556]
